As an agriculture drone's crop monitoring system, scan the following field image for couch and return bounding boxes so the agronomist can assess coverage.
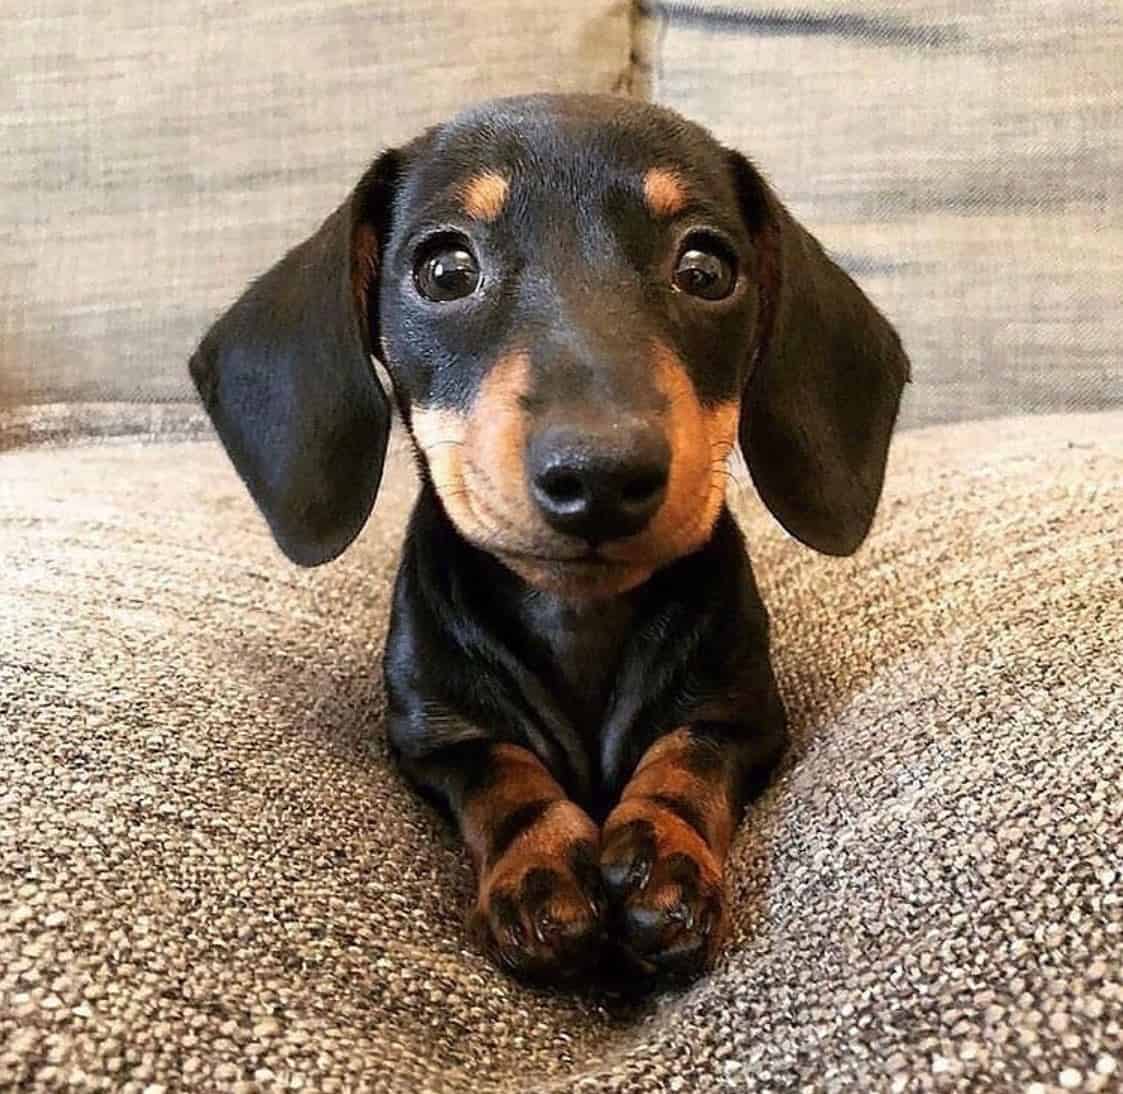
[2,3,1120,1091]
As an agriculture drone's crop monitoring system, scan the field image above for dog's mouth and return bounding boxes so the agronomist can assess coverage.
[498,546,622,570]
[494,543,656,599]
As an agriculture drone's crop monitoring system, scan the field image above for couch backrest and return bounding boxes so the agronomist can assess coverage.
[639,1,1122,428]
[0,0,631,416]
[3,2,1119,433]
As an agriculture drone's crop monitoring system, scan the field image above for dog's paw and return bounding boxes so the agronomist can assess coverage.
[599,806,727,980]
[470,803,605,982]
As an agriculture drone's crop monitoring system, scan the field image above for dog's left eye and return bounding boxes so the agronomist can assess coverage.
[414,239,481,302]
[672,240,736,301]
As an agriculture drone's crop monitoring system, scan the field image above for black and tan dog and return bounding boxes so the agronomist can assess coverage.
[190,94,908,983]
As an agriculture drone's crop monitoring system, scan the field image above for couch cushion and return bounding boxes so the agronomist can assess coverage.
[1,0,630,411]
[639,2,1123,429]
[1,412,1120,1091]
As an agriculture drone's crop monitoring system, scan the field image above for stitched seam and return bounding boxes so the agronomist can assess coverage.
[627,1,666,100]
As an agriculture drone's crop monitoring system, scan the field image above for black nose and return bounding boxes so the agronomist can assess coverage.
[528,423,671,544]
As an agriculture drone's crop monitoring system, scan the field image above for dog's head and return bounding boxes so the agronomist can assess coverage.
[190,94,909,597]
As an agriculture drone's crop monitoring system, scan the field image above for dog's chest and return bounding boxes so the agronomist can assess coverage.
[515,592,635,740]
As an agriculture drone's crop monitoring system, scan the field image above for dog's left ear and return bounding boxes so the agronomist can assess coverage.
[189,151,401,567]
[728,152,910,556]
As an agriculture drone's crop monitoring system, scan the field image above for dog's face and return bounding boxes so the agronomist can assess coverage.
[191,94,908,587]
[378,98,758,596]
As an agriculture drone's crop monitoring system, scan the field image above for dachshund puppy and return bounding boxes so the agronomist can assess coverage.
[190,94,908,983]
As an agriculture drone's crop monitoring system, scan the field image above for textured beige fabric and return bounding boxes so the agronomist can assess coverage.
[640,1,1123,428]
[0,402,209,453]
[0,0,630,408]
[1,411,1120,1091]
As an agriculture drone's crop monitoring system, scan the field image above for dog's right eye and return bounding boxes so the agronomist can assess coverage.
[414,238,481,302]
[672,236,737,301]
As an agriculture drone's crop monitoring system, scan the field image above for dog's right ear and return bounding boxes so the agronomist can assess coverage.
[727,151,909,557]
[189,151,401,566]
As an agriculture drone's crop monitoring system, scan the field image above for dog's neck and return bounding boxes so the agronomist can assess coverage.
[512,586,637,738]
[416,482,642,737]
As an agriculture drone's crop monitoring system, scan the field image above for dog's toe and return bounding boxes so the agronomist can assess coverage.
[600,817,727,981]
[472,829,605,982]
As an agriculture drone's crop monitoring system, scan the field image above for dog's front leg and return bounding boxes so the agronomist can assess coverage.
[399,740,604,981]
[600,723,783,978]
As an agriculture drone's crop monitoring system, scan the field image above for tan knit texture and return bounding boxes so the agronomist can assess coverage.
[1,413,1121,1092]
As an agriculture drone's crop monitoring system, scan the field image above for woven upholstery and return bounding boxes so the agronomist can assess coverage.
[2,412,1119,1091]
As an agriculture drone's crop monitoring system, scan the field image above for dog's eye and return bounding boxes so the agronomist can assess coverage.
[672,241,736,301]
[414,239,481,302]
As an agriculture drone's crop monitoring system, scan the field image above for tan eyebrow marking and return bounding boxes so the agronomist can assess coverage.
[461,171,510,221]
[644,167,689,217]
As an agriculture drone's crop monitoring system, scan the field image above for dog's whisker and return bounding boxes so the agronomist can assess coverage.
[455,458,562,555]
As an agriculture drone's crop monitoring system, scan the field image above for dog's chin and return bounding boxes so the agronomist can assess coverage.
[482,521,723,602]
[496,551,656,602]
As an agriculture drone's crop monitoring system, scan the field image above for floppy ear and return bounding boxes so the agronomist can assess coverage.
[188,152,400,566]
[728,152,910,556]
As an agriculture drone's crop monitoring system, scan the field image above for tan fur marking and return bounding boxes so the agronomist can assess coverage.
[466,350,535,526]
[411,342,738,603]
[482,800,596,892]
[461,171,510,221]
[453,744,597,916]
[600,342,739,573]
[643,167,689,218]
[490,742,558,772]
[412,351,534,551]
[477,796,600,927]
[621,729,736,858]
[604,728,734,957]
[633,727,694,776]
[350,221,379,352]
[606,797,721,884]
[411,352,645,599]
[409,403,470,524]
[459,744,567,870]
[501,557,656,601]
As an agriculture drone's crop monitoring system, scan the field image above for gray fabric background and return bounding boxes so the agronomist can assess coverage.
[1,0,631,410]
[638,1,1123,427]
[2,2,1120,429]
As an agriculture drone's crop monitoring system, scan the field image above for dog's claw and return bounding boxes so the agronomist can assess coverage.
[601,849,652,898]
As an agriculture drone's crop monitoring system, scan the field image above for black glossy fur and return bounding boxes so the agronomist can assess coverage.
[190,94,909,984]
[386,502,783,814]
